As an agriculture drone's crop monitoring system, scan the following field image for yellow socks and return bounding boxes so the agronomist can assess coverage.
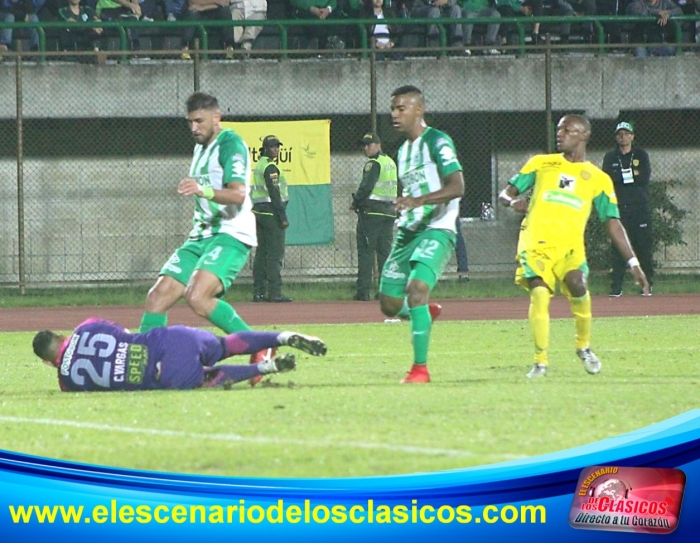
[570,292,592,350]
[529,286,551,365]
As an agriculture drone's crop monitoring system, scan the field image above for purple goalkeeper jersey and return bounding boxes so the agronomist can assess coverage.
[54,319,226,391]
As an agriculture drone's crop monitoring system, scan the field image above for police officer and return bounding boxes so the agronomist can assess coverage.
[351,132,398,301]
[602,121,654,297]
[252,135,292,303]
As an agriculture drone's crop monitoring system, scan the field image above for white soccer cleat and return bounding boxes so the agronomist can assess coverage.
[576,348,602,375]
[526,363,547,379]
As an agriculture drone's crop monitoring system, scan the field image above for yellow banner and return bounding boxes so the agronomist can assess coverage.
[221,120,331,186]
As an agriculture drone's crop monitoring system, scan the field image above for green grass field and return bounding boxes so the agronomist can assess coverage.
[1,315,697,479]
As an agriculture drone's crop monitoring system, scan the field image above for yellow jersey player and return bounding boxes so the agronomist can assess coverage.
[499,114,649,379]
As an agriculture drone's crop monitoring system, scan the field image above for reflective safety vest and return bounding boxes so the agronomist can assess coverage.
[251,156,288,204]
[368,154,398,202]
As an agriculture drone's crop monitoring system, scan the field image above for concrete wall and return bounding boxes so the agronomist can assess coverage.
[2,55,700,120]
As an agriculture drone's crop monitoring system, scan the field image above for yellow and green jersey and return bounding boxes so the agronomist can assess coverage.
[510,153,619,249]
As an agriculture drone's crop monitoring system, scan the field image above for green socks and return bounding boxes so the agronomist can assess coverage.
[408,305,432,365]
[209,299,251,333]
[139,312,167,333]
[139,301,250,335]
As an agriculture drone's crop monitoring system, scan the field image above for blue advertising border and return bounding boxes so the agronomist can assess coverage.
[1,409,699,542]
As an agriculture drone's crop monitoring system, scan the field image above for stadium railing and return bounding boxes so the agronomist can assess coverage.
[0,15,698,62]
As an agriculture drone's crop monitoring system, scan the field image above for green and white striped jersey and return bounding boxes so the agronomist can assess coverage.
[187,128,257,246]
[395,127,463,232]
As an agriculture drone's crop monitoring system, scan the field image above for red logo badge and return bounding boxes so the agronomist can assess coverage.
[569,466,685,534]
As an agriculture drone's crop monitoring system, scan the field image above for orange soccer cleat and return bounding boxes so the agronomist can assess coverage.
[249,347,277,386]
[400,364,431,384]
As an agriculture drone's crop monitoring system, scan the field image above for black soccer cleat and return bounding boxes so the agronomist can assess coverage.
[287,334,327,357]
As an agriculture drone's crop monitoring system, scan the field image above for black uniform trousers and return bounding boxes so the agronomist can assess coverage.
[356,212,394,299]
[610,205,654,292]
[253,212,286,299]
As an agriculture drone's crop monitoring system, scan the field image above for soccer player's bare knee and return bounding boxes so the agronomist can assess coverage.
[380,296,403,316]
[528,277,549,292]
[406,280,429,308]
[145,276,184,312]
[184,285,217,317]
[565,272,587,298]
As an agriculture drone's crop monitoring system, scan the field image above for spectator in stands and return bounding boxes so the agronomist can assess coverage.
[36,0,62,19]
[626,0,681,56]
[180,0,235,59]
[532,1,575,46]
[557,0,596,45]
[97,0,154,20]
[58,0,105,61]
[503,0,589,48]
[521,0,544,45]
[677,0,698,44]
[290,0,346,51]
[494,0,532,47]
[595,0,629,45]
[163,0,186,19]
[461,0,501,55]
[409,0,466,52]
[96,0,157,51]
[363,0,404,57]
[342,0,363,18]
[230,0,266,55]
[1,0,41,57]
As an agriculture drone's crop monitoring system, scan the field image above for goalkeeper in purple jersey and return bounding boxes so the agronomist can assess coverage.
[32,318,327,392]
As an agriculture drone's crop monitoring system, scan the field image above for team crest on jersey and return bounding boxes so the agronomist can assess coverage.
[580,170,592,181]
[559,174,576,190]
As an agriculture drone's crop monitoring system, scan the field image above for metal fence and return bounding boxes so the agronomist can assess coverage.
[2,17,700,289]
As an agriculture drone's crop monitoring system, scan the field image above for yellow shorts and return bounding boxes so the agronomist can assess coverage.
[515,244,589,296]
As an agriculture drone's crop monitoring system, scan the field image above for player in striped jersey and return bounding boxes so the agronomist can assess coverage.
[379,85,466,384]
[138,93,258,349]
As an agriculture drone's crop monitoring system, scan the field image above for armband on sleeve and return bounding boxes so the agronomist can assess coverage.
[201,186,215,200]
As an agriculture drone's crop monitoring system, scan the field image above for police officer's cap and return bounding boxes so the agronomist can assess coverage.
[262,135,283,147]
[361,132,381,145]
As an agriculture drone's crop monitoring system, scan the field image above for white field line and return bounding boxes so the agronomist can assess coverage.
[0,415,524,461]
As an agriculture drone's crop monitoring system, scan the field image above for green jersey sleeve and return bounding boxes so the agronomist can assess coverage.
[429,130,463,179]
[509,172,536,193]
[593,171,620,222]
[593,192,620,222]
[219,132,249,186]
[509,156,539,193]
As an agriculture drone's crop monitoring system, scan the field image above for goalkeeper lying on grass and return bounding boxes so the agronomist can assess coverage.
[33,318,326,392]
